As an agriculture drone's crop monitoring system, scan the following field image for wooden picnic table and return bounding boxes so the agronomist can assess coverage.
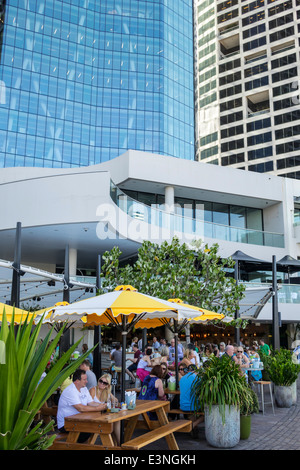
[49,399,191,451]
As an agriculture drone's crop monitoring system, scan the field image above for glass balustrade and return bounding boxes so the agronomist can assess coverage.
[243,282,300,304]
[109,181,284,248]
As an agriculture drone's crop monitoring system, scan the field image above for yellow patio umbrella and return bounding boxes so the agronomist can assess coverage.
[0,303,32,324]
[44,285,203,401]
[168,298,225,323]
[35,301,72,323]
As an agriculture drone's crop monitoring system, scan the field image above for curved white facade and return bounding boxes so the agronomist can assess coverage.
[0,150,300,324]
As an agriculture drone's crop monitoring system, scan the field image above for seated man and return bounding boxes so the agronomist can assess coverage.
[179,364,198,412]
[179,365,203,436]
[57,369,107,442]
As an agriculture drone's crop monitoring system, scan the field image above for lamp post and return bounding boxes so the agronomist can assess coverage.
[93,254,102,379]
[11,222,22,308]
[272,255,280,350]
[234,260,240,345]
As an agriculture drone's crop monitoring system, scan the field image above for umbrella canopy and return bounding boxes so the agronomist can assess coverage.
[277,255,300,273]
[35,301,72,323]
[47,286,201,325]
[0,303,32,324]
[167,298,225,323]
[44,286,203,402]
[230,250,271,273]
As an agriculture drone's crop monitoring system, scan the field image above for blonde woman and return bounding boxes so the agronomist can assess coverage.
[90,374,120,445]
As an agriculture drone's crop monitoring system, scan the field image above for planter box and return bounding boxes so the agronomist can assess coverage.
[205,405,240,448]
[274,382,297,408]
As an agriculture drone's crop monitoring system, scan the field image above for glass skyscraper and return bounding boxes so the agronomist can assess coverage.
[0,0,194,168]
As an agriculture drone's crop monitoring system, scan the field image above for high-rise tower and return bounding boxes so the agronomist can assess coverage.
[194,0,300,179]
[0,0,194,168]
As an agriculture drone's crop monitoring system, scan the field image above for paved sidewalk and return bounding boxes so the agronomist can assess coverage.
[133,378,300,451]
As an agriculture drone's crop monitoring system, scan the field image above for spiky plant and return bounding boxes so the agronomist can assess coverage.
[191,355,247,423]
[0,308,93,450]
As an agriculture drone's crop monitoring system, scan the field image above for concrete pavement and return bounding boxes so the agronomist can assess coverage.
[132,378,300,451]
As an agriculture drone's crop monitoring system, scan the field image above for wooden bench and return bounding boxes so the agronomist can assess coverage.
[48,431,122,450]
[39,404,58,425]
[168,409,204,436]
[121,419,192,450]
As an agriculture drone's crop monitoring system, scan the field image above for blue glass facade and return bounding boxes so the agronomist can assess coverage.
[0,0,194,168]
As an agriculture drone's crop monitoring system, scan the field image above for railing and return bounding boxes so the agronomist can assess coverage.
[70,278,300,304]
[110,181,284,248]
[243,282,300,304]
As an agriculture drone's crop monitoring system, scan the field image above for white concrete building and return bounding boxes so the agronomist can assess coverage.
[194,0,300,178]
[0,150,300,346]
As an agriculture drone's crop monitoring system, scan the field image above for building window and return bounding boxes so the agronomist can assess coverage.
[248,146,273,160]
[249,161,274,172]
[248,132,272,146]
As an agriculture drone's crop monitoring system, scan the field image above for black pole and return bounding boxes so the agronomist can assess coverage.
[11,222,22,308]
[121,316,128,404]
[93,254,102,378]
[272,255,280,350]
[174,321,179,390]
[63,245,70,303]
[234,261,240,345]
[60,245,70,355]
[142,328,147,351]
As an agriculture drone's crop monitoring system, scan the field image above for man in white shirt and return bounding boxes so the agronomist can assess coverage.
[57,369,106,442]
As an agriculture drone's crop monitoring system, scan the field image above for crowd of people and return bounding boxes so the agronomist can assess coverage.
[55,336,271,442]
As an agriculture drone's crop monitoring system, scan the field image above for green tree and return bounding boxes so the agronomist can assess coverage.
[100,237,245,318]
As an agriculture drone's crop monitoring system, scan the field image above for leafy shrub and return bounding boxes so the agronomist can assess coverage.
[239,385,259,416]
[0,308,93,450]
[191,355,247,423]
[263,348,300,386]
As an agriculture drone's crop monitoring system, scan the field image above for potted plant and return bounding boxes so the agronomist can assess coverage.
[0,308,94,450]
[262,348,300,408]
[239,384,259,439]
[191,355,246,448]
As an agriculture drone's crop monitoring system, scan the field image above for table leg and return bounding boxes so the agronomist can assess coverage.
[66,431,80,443]
[156,407,179,451]
[124,415,139,442]
[87,433,99,445]
[99,432,115,447]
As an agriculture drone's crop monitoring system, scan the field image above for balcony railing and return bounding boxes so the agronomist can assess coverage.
[110,181,284,248]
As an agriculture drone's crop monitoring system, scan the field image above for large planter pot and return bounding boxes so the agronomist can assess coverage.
[240,414,251,440]
[274,382,297,408]
[205,405,240,448]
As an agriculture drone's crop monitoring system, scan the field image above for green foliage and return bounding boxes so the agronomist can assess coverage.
[191,355,247,423]
[0,308,93,450]
[262,348,300,386]
[239,385,259,416]
[100,237,245,317]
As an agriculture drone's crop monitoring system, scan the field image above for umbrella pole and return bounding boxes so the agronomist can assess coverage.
[120,316,128,447]
[174,321,179,391]
[121,315,128,404]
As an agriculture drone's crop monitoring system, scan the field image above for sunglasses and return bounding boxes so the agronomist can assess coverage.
[237,350,243,353]
[99,379,109,386]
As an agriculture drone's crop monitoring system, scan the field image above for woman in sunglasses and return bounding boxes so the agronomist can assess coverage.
[90,374,120,445]
[233,346,250,379]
